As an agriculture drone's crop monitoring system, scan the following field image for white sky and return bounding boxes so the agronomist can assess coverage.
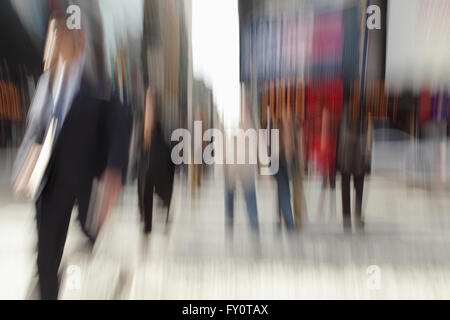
[192,0,240,127]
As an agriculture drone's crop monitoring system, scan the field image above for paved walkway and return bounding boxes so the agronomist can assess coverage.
[1,155,450,299]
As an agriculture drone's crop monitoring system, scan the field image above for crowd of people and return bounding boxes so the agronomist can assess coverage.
[10,8,376,301]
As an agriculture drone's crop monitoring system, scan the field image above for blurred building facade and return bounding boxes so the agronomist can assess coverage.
[238,0,390,123]
[238,0,393,166]
[0,0,47,149]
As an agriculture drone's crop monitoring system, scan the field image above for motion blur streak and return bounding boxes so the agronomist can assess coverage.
[0,0,449,299]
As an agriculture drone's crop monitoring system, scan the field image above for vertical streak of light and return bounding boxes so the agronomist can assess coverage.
[192,0,240,128]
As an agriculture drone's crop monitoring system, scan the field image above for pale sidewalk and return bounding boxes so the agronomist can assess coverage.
[1,156,450,299]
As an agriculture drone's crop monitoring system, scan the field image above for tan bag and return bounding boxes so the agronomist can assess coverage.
[13,118,58,200]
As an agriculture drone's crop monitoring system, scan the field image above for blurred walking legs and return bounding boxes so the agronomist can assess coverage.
[224,175,259,233]
[341,173,365,232]
[139,171,155,234]
[275,165,295,231]
[138,163,173,234]
[317,173,337,222]
[292,164,305,230]
[35,177,77,300]
[77,182,96,245]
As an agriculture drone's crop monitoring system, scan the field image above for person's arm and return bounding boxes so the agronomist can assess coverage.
[143,88,155,152]
[11,73,50,188]
[321,109,329,152]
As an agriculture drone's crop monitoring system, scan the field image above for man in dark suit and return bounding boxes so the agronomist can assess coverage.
[17,15,131,299]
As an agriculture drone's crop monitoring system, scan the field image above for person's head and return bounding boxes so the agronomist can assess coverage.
[43,13,85,72]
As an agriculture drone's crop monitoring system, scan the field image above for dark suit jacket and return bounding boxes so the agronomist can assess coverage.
[44,88,132,196]
[337,119,370,176]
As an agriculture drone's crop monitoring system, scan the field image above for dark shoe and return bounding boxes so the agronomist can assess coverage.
[143,223,152,235]
[343,217,352,233]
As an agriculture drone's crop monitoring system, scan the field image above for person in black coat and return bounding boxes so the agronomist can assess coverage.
[17,16,131,300]
[337,102,372,232]
[138,89,175,234]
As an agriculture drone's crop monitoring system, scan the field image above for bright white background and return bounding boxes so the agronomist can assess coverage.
[192,0,241,128]
[386,0,450,93]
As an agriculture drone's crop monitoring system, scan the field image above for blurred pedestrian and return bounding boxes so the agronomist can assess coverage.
[274,109,296,232]
[12,15,131,299]
[337,103,372,232]
[138,88,175,234]
[315,108,339,222]
[224,103,259,236]
[291,117,307,230]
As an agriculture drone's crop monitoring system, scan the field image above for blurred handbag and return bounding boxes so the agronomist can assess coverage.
[11,72,53,201]
[13,64,70,200]
[13,117,58,200]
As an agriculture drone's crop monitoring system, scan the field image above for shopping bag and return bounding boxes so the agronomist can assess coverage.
[13,117,58,200]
